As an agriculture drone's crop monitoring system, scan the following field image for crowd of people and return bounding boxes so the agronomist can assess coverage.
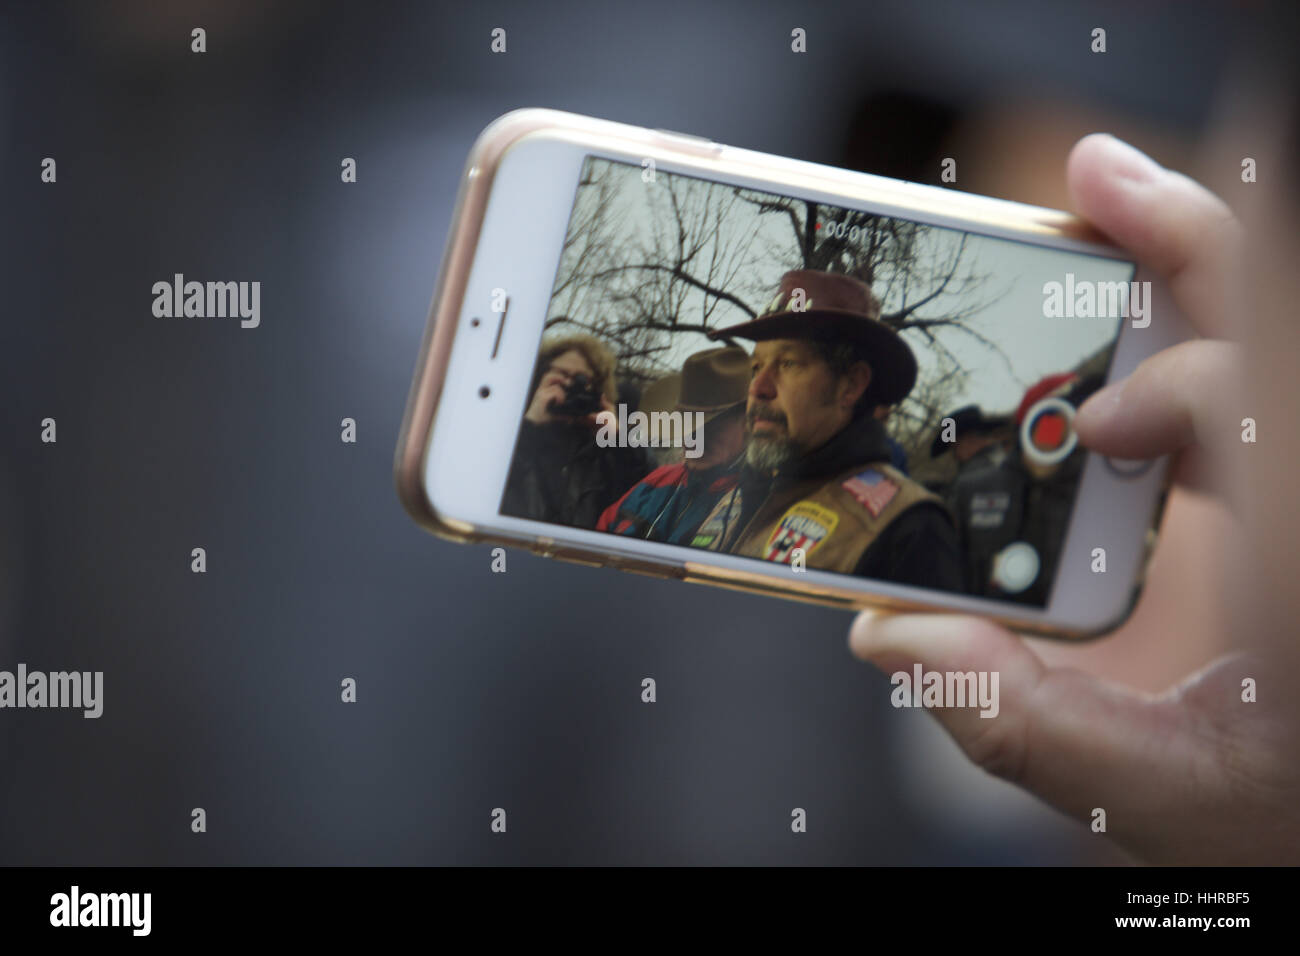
[503,268,1101,602]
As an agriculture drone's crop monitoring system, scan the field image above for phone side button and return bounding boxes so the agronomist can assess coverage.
[550,546,605,569]
[606,556,682,580]
[652,128,723,156]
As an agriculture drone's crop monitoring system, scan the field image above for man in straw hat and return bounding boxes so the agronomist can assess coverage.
[597,346,750,544]
[692,269,964,591]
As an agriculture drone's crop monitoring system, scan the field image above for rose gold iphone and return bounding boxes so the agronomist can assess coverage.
[395,108,1191,639]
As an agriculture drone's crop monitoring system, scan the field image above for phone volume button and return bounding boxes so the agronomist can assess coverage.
[607,556,680,579]
[551,546,605,569]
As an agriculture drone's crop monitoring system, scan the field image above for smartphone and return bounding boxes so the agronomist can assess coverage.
[395,108,1190,640]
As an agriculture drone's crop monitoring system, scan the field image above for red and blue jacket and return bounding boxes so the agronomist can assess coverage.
[597,462,741,545]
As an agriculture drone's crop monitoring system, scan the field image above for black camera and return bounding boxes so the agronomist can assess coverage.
[549,372,603,417]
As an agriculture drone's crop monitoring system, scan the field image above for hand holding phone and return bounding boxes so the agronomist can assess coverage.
[853,132,1300,864]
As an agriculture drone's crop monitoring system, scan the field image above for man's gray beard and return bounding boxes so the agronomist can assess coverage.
[745,434,799,470]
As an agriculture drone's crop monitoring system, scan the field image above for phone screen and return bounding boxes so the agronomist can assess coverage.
[499,155,1135,607]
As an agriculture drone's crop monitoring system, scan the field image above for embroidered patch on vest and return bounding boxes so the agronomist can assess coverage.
[969,491,1011,528]
[691,488,740,550]
[842,468,899,517]
[764,501,839,564]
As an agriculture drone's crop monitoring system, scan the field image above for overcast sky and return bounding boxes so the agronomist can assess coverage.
[549,157,1133,416]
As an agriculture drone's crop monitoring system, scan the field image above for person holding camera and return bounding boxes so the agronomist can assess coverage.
[502,332,650,529]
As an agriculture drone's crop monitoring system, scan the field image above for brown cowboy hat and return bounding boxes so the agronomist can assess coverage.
[708,269,917,406]
[640,346,749,433]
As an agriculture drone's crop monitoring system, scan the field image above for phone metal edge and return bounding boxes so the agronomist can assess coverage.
[394,109,568,543]
[394,107,1170,641]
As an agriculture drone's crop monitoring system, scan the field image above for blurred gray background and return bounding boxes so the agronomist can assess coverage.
[0,0,1255,864]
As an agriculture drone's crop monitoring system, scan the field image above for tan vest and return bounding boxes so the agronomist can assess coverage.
[690,462,948,574]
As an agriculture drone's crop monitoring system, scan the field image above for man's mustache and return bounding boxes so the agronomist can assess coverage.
[747,405,787,430]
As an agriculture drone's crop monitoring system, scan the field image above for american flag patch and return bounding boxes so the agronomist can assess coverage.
[842,468,898,517]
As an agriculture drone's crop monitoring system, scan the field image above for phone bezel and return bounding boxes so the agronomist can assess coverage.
[395,108,1189,640]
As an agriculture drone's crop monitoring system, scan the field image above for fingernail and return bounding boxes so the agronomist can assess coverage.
[1096,133,1163,185]
[1075,379,1125,427]
[848,610,882,660]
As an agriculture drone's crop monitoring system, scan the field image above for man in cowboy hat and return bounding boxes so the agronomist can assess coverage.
[691,269,964,592]
[596,346,750,544]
